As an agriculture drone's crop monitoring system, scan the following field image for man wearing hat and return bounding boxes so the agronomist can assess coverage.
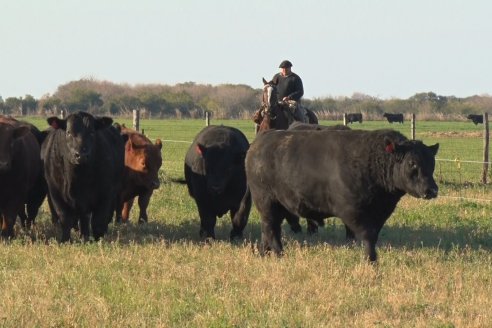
[271,60,306,122]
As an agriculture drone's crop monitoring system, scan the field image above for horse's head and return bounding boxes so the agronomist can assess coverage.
[255,78,290,132]
[260,78,281,121]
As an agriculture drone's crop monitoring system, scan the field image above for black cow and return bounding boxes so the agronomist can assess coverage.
[0,116,42,238]
[467,114,483,125]
[41,111,125,242]
[17,123,49,229]
[184,125,251,240]
[345,113,363,124]
[383,113,404,124]
[245,128,439,261]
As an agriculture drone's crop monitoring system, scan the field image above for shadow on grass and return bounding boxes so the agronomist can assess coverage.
[13,214,492,253]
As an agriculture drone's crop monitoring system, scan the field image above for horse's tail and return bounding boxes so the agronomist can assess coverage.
[230,184,252,241]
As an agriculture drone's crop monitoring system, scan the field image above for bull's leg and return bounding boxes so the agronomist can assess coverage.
[260,216,283,256]
[196,203,216,239]
[137,191,153,224]
[79,213,91,242]
[17,206,28,229]
[345,225,356,240]
[92,199,114,241]
[306,218,319,235]
[1,208,17,239]
[25,180,47,228]
[121,198,135,223]
[284,212,302,233]
[358,224,384,262]
[229,187,252,241]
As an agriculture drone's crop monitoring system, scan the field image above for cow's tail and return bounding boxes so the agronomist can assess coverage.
[230,184,252,241]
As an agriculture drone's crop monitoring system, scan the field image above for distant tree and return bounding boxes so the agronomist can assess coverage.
[4,97,22,115]
[0,96,4,114]
[39,96,62,115]
[22,94,38,115]
[63,89,103,113]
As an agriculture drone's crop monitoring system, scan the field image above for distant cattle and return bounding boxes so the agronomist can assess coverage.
[245,128,439,261]
[383,113,404,124]
[115,124,163,224]
[41,112,125,242]
[467,114,483,125]
[184,125,251,240]
[0,116,42,238]
[345,113,363,124]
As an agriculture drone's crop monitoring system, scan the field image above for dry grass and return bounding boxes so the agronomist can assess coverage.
[2,118,492,327]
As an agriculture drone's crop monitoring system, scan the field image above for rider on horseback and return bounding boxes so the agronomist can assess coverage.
[271,60,307,123]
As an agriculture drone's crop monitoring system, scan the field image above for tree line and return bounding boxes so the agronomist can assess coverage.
[1,78,491,120]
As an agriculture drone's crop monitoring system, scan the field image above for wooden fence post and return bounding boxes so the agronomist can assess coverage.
[482,112,489,184]
[411,113,416,140]
[60,109,66,119]
[133,109,140,132]
[205,111,210,126]
[343,113,347,126]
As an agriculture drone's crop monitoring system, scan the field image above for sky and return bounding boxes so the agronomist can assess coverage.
[1,0,491,100]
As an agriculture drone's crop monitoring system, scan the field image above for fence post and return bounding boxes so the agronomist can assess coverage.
[133,109,140,132]
[343,113,347,126]
[411,113,416,140]
[482,113,489,184]
[60,109,66,119]
[205,111,210,126]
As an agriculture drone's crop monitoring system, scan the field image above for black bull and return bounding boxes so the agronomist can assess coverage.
[184,125,251,240]
[42,112,125,242]
[245,128,439,261]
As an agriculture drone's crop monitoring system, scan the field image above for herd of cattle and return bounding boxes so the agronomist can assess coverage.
[0,110,448,261]
[0,112,162,242]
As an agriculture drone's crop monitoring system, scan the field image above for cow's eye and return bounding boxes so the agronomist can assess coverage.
[408,160,418,170]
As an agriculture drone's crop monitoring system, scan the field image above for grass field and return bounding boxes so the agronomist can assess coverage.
[1,117,492,327]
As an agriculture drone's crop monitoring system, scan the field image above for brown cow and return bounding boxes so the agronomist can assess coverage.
[0,116,42,238]
[116,125,163,224]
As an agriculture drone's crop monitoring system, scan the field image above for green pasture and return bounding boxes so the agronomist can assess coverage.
[1,118,491,327]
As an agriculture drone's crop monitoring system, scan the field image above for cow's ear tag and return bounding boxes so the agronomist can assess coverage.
[385,142,395,153]
[196,145,203,156]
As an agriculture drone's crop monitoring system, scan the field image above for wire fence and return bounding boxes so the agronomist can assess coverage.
[148,114,492,204]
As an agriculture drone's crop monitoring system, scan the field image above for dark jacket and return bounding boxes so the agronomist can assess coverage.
[272,72,304,101]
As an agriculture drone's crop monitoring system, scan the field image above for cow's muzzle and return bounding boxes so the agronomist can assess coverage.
[422,187,438,199]
[152,179,160,189]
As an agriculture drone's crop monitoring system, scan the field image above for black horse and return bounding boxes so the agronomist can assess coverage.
[254,78,318,132]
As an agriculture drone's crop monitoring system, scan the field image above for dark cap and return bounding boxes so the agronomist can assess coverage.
[279,60,293,68]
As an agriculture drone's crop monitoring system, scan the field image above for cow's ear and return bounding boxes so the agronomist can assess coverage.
[196,143,206,156]
[262,77,268,85]
[428,143,439,156]
[126,139,134,152]
[95,116,113,130]
[13,126,30,139]
[155,139,163,150]
[47,117,66,130]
